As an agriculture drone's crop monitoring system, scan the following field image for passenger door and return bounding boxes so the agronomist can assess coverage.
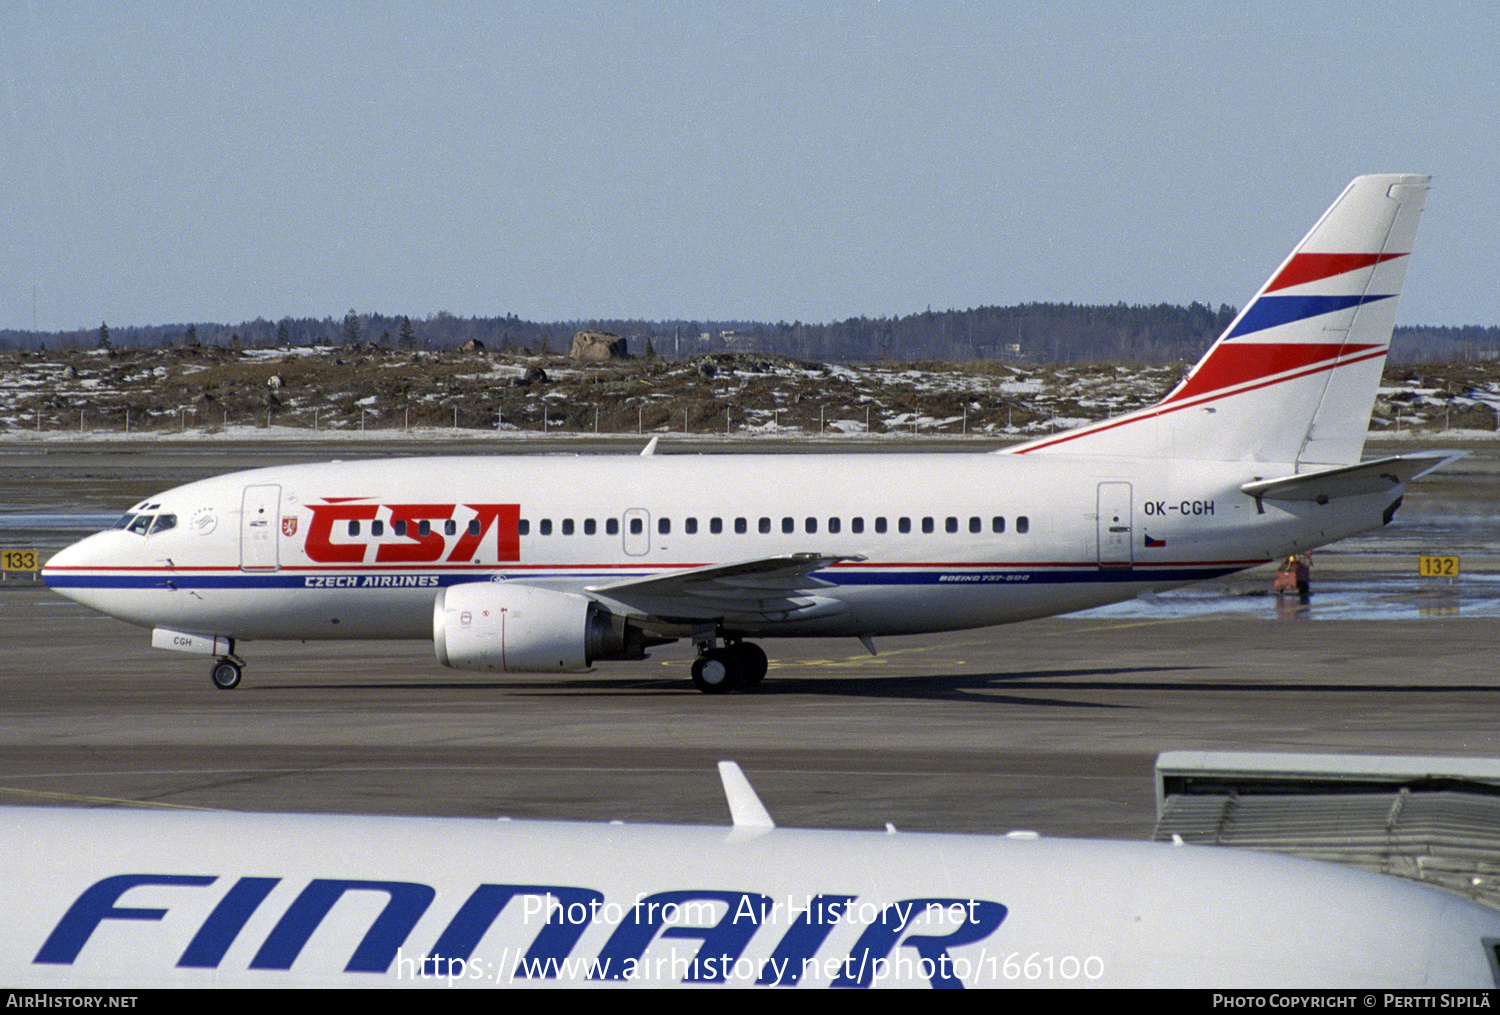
[241,484,281,571]
[1096,482,1133,570]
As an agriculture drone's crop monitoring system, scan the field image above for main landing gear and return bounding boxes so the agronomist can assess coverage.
[690,640,769,694]
[210,654,246,690]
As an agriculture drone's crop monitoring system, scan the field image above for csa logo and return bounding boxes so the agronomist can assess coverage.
[282,516,299,537]
[304,500,520,564]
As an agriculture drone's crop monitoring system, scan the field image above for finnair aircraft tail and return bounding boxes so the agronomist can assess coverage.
[6,764,1500,989]
[1010,174,1429,466]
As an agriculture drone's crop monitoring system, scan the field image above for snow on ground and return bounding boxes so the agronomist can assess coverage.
[3,346,1497,442]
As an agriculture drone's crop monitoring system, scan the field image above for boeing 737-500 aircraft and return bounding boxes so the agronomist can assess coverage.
[43,175,1455,692]
[7,762,1500,988]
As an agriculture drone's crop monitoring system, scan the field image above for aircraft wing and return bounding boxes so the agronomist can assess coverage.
[1240,451,1463,503]
[585,552,863,624]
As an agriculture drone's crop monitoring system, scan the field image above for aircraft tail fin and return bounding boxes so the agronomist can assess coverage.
[1010,175,1430,465]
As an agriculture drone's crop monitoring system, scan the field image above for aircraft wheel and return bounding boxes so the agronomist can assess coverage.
[691,649,742,694]
[731,642,768,688]
[211,659,242,690]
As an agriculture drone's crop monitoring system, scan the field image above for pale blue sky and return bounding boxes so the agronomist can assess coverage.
[3,1,1497,332]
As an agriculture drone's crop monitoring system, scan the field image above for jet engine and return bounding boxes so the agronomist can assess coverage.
[433,582,643,672]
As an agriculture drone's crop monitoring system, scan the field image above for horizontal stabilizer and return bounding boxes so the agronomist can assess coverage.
[1240,451,1463,503]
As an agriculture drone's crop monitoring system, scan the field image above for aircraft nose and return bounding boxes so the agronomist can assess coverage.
[41,531,109,593]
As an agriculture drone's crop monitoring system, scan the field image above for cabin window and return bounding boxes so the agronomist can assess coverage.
[945,517,958,534]
[629,518,642,535]
[444,519,457,536]
[539,519,552,536]
[468,519,481,536]
[734,518,747,534]
[921,517,934,534]
[1017,516,1029,534]
[416,520,430,537]
[828,517,841,534]
[517,520,530,536]
[562,519,575,535]
[969,517,981,534]
[759,517,771,534]
[898,517,911,534]
[805,517,817,534]
[851,517,864,534]
[584,519,597,535]
[874,517,887,534]
[658,518,671,535]
[371,520,385,536]
[606,518,619,536]
[347,520,361,537]
[685,518,698,534]
[782,517,794,534]
[992,516,1005,533]
[710,517,723,534]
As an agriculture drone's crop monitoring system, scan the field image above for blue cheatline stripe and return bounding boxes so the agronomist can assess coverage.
[45,567,1242,591]
[826,568,1239,585]
[45,573,507,590]
[1226,293,1395,339]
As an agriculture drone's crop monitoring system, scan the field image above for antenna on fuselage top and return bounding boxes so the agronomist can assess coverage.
[718,761,775,829]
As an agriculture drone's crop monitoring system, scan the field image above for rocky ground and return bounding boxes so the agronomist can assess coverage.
[2,344,1497,439]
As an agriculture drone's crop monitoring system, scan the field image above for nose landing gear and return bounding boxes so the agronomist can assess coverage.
[210,654,245,690]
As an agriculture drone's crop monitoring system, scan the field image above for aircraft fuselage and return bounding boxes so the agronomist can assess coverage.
[44,451,1392,644]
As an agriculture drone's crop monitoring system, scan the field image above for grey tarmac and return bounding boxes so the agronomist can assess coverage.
[1,438,1497,842]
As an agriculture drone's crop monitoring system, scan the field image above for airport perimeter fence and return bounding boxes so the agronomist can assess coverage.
[11,402,1041,439]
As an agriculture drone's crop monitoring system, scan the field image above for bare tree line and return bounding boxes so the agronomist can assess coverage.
[3,303,1494,365]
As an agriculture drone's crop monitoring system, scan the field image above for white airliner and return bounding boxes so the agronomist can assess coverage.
[7,763,1500,988]
[43,174,1454,692]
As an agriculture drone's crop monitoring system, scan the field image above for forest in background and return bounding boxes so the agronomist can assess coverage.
[3,302,1496,365]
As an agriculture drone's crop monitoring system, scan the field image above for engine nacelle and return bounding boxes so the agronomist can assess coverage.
[433,582,635,672]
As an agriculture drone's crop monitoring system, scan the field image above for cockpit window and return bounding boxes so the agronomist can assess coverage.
[113,513,136,530]
[120,512,177,536]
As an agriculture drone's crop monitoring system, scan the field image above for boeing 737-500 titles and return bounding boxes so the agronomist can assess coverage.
[43,175,1456,692]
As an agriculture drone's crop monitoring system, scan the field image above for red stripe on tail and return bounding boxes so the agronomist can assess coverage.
[1265,252,1405,293]
[1166,342,1382,403]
